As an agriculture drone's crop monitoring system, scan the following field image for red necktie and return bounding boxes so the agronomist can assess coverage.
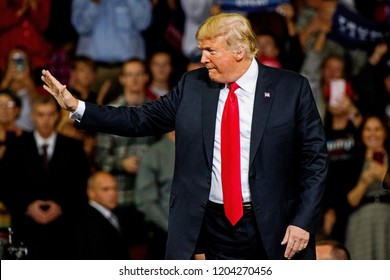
[221,82,243,225]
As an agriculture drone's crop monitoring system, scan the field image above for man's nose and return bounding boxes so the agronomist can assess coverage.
[200,51,209,64]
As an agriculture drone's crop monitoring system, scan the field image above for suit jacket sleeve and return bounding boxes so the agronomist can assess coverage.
[292,76,328,233]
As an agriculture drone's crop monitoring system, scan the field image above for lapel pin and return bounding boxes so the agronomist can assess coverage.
[264,92,271,98]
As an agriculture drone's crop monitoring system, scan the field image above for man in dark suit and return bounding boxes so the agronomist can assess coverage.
[77,171,129,260]
[2,96,90,259]
[41,13,328,260]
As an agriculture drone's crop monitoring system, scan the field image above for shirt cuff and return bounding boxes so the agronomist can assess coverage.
[69,100,85,122]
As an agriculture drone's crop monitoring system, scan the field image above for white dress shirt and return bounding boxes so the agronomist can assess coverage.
[209,59,258,204]
[34,131,57,160]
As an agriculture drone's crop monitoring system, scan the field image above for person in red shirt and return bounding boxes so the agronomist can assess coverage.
[0,0,52,82]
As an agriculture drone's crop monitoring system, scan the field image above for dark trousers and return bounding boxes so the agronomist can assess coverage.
[197,201,268,260]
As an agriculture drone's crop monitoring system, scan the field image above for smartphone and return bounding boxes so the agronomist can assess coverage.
[12,52,26,72]
[373,151,385,164]
[329,79,346,107]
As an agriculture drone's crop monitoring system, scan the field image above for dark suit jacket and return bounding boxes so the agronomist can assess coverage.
[3,132,90,259]
[76,205,128,260]
[75,63,328,259]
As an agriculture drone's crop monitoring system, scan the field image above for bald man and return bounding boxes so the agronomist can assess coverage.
[77,171,129,260]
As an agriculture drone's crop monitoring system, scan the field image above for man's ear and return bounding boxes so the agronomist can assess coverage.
[87,188,95,201]
[233,45,245,61]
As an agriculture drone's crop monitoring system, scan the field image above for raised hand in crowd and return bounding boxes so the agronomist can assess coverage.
[275,3,296,36]
[368,42,388,66]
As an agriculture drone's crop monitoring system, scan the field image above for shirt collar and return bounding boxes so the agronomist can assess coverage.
[235,58,259,94]
[34,131,57,148]
[89,200,112,220]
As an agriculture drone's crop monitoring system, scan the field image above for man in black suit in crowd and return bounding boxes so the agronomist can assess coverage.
[77,171,128,260]
[41,13,328,260]
[3,96,90,259]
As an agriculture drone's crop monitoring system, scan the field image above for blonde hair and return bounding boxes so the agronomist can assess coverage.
[196,13,258,59]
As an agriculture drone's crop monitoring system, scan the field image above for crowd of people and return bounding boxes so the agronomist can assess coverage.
[1,0,390,260]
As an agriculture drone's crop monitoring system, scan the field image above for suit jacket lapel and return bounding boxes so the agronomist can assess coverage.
[250,65,275,166]
[202,79,222,170]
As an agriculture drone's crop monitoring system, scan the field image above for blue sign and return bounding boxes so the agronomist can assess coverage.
[220,0,290,12]
[328,3,390,49]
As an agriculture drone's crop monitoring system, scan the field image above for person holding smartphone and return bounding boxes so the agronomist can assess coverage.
[345,115,390,259]
[318,55,363,245]
[0,0,52,81]
[0,47,43,131]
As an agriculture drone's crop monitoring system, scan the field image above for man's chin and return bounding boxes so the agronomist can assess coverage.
[207,71,222,83]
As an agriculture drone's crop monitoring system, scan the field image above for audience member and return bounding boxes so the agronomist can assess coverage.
[301,52,353,121]
[2,95,90,259]
[145,51,174,101]
[256,31,282,69]
[135,131,175,259]
[71,0,152,103]
[180,0,214,61]
[143,0,187,86]
[316,239,351,260]
[0,89,23,231]
[352,42,390,119]
[45,0,78,86]
[77,171,129,260]
[44,0,77,50]
[296,0,367,76]
[67,56,98,104]
[57,56,98,169]
[274,2,305,72]
[0,89,24,160]
[296,0,335,51]
[0,0,52,83]
[94,59,160,259]
[250,2,304,72]
[320,70,362,243]
[345,115,390,259]
[0,47,40,131]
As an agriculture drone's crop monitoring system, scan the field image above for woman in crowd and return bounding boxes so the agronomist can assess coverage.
[345,115,390,259]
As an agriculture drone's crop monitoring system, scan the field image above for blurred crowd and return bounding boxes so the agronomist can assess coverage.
[1,0,390,260]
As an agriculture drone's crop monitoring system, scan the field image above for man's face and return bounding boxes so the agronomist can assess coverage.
[119,62,148,93]
[71,62,95,88]
[31,102,59,138]
[199,36,240,83]
[89,173,118,210]
[150,53,172,83]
